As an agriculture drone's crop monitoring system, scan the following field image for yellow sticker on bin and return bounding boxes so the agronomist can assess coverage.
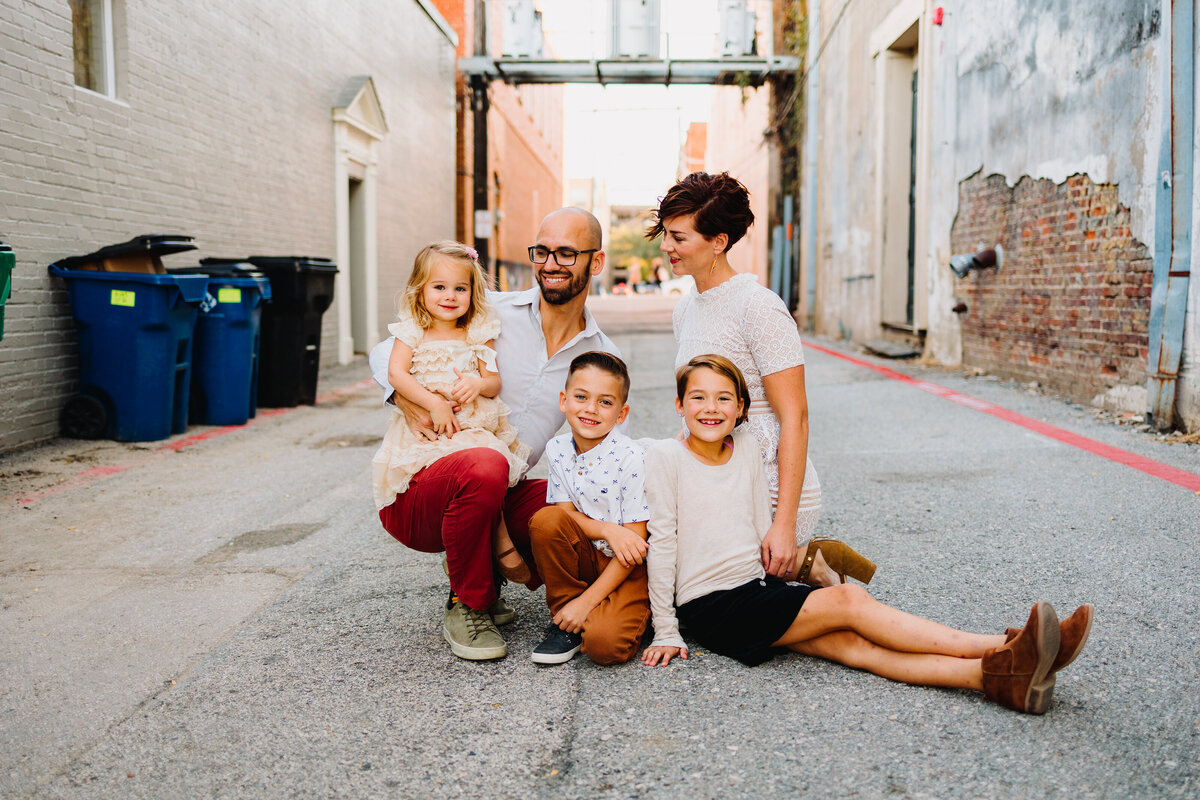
[217,287,242,303]
[110,289,135,307]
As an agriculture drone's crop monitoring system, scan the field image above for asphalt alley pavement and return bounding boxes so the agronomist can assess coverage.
[1,303,1198,799]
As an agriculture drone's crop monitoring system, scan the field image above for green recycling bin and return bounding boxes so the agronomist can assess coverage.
[0,241,13,341]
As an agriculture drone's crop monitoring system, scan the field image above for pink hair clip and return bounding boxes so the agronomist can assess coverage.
[466,246,479,262]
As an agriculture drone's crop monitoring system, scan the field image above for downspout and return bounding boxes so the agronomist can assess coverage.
[1147,0,1195,429]
[801,0,821,330]
[472,0,493,286]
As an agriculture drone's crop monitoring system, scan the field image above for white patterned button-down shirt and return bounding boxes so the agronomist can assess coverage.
[545,430,650,558]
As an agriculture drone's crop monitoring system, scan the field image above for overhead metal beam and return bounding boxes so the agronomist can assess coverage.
[458,55,800,86]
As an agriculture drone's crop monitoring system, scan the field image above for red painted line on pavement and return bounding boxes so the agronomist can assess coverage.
[314,378,376,404]
[11,464,131,506]
[157,408,289,452]
[803,339,1200,493]
[9,377,378,506]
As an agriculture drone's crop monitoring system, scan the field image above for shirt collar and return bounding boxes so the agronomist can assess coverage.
[572,428,623,462]
[511,286,541,308]
[513,287,604,344]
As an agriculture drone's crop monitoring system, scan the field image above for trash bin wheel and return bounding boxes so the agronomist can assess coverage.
[61,395,108,439]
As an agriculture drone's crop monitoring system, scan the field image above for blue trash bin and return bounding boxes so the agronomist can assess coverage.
[171,265,272,426]
[48,264,208,441]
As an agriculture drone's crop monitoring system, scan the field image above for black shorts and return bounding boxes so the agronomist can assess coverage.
[677,576,818,666]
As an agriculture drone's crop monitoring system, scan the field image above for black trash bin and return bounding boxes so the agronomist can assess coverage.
[209,256,337,407]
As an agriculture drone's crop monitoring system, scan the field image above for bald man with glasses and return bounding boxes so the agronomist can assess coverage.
[369,207,622,661]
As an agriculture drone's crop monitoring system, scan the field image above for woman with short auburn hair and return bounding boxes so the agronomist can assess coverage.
[648,171,873,586]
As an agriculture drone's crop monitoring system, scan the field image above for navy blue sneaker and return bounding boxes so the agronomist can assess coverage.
[531,625,582,665]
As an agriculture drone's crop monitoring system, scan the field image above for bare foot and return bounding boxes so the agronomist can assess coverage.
[809,548,842,587]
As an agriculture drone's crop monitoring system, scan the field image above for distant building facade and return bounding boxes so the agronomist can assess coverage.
[431,0,564,292]
[0,0,459,453]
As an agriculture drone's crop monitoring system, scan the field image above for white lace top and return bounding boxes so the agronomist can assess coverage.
[673,273,821,538]
[370,309,530,510]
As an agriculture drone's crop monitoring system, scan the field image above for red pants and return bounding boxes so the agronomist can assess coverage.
[529,506,650,665]
[378,448,547,610]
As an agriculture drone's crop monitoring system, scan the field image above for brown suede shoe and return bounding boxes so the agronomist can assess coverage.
[983,601,1059,714]
[1005,603,1093,673]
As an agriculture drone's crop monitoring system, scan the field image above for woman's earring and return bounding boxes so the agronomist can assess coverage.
[709,257,718,274]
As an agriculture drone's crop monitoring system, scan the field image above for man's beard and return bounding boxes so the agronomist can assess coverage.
[536,265,591,305]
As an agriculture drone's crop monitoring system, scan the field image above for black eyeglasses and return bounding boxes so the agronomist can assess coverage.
[527,246,598,267]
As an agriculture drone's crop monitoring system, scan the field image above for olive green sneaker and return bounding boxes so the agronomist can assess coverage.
[489,596,516,626]
[443,592,507,660]
[441,554,516,625]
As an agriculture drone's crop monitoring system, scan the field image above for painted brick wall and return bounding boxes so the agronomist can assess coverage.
[0,0,456,453]
[950,172,1153,403]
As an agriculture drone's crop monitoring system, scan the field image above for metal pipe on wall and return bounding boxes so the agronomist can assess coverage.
[1147,0,1195,429]
[801,0,820,329]
[472,0,493,286]
[782,193,794,310]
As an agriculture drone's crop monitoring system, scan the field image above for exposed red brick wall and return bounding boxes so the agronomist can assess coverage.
[950,172,1152,402]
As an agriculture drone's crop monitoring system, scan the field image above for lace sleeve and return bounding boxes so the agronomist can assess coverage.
[387,310,424,349]
[466,312,501,345]
[744,288,805,376]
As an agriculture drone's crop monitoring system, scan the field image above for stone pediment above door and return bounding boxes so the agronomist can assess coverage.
[332,76,388,141]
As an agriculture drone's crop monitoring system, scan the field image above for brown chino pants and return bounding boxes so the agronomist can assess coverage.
[528,506,650,665]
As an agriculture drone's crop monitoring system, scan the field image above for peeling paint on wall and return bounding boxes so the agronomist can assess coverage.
[950,171,1152,407]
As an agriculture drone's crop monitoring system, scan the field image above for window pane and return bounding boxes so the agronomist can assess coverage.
[70,0,94,89]
[71,0,111,94]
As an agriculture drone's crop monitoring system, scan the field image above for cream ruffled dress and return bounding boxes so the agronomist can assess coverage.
[371,310,530,510]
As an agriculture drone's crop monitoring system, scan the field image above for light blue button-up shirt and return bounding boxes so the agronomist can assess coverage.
[369,287,621,466]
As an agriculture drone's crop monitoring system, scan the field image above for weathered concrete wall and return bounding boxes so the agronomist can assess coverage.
[0,0,457,452]
[804,0,897,341]
[804,0,1198,428]
[929,0,1162,362]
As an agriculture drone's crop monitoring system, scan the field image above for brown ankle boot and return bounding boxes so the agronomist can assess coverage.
[982,601,1059,714]
[1004,603,1093,673]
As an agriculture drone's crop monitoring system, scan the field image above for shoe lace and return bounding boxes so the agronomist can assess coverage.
[463,606,495,639]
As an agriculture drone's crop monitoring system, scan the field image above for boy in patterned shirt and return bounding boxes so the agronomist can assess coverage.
[527,352,651,665]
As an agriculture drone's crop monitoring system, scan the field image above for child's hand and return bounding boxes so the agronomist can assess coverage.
[552,597,595,634]
[606,524,648,568]
[761,519,799,578]
[450,368,484,405]
[642,645,687,667]
[429,399,461,437]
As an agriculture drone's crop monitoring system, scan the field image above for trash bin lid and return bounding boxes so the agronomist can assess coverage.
[169,266,271,300]
[247,256,339,273]
[48,263,210,303]
[0,241,11,252]
[199,257,255,268]
[176,263,265,279]
[53,234,197,270]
